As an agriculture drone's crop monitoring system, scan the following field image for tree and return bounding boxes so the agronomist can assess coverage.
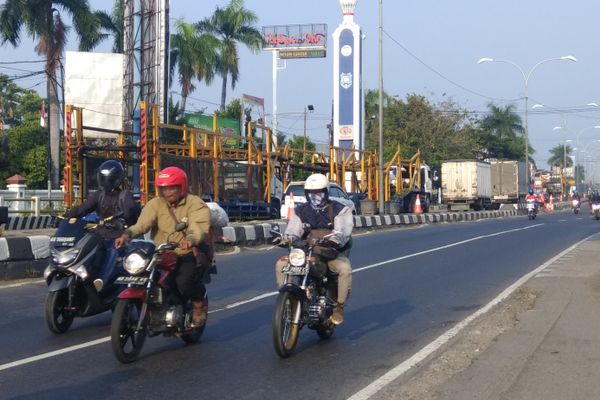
[196,0,264,110]
[0,88,49,189]
[0,73,27,128]
[287,135,316,180]
[479,103,533,161]
[169,20,219,113]
[364,92,484,169]
[547,144,572,168]
[0,0,103,188]
[95,0,124,53]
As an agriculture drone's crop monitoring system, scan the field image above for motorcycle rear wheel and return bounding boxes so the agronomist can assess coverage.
[273,291,300,358]
[111,299,146,363]
[45,289,74,334]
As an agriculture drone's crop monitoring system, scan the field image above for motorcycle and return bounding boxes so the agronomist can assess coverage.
[272,230,340,358]
[592,203,600,220]
[110,221,210,363]
[526,198,537,220]
[44,214,126,334]
[572,199,581,214]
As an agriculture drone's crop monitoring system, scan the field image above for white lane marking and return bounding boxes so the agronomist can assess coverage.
[354,223,543,273]
[0,337,110,372]
[0,279,44,289]
[346,232,598,400]
[0,223,545,372]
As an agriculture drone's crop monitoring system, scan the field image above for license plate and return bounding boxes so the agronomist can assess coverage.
[115,276,149,285]
[282,265,308,275]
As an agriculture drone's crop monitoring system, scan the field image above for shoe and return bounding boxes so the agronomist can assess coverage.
[330,303,345,325]
[93,279,103,292]
[191,298,208,327]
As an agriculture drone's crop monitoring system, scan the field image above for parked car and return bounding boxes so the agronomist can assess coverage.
[280,181,357,218]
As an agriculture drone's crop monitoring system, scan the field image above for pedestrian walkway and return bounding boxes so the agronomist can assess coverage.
[434,235,600,400]
[368,234,600,400]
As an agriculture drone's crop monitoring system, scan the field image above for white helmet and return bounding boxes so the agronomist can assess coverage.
[304,173,329,191]
[304,173,329,208]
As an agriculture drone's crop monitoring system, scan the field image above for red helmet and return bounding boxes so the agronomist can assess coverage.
[156,166,188,196]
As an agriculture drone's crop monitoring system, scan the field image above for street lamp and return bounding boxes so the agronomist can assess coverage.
[554,125,600,189]
[477,55,578,187]
[303,104,314,164]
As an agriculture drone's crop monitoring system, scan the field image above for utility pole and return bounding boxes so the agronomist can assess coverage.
[377,0,384,213]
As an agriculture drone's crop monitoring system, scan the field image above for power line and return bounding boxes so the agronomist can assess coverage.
[382,30,520,103]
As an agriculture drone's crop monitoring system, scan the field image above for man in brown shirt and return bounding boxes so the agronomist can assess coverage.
[115,166,211,326]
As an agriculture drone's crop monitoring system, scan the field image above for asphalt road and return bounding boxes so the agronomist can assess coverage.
[1,209,598,400]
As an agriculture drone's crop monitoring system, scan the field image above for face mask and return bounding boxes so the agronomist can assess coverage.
[308,192,326,208]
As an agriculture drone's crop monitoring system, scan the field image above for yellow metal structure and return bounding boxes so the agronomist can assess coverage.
[63,104,424,208]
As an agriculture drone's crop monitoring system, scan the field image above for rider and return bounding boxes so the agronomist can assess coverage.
[115,166,211,327]
[572,190,581,205]
[592,190,600,204]
[64,160,140,292]
[274,173,353,325]
[525,188,538,210]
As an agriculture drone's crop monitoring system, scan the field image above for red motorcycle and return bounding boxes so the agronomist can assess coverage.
[110,224,210,363]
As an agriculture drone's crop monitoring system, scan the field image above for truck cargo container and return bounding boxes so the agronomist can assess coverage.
[490,160,527,206]
[441,160,492,211]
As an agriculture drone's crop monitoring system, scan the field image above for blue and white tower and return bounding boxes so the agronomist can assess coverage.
[332,0,362,149]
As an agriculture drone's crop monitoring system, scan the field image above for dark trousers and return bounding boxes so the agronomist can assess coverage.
[176,253,206,301]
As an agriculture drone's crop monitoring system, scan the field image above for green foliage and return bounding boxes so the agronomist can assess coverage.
[195,0,265,110]
[479,103,533,161]
[364,92,484,170]
[216,98,244,121]
[286,135,316,180]
[548,144,572,168]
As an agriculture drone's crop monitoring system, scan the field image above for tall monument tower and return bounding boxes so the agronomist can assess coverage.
[332,0,362,149]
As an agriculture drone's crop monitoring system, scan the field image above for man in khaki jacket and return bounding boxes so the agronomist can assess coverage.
[115,166,211,327]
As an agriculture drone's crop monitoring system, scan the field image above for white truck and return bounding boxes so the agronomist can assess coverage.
[490,160,527,206]
[441,160,492,211]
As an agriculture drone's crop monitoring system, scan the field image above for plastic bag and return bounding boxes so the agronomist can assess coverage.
[206,202,229,228]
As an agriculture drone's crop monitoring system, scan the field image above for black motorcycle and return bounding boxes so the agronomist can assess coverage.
[44,214,125,333]
[272,231,339,358]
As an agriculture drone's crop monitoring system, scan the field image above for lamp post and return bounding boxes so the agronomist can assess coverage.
[554,125,600,191]
[478,55,577,187]
[303,104,314,164]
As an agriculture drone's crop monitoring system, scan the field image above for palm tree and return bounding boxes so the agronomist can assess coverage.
[169,20,219,113]
[95,0,124,53]
[196,0,264,110]
[548,144,572,168]
[0,0,102,188]
[480,103,532,160]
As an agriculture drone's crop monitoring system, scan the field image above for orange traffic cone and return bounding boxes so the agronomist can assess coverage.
[413,193,423,214]
[286,192,295,219]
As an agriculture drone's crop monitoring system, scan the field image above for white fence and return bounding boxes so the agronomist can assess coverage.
[0,190,66,216]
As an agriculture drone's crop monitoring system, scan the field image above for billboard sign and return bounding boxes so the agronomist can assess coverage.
[184,113,240,147]
[262,24,327,50]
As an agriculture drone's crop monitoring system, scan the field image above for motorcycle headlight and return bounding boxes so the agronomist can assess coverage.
[124,252,149,275]
[51,248,80,266]
[288,248,306,267]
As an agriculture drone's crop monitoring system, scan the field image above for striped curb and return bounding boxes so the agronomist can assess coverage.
[3,215,56,230]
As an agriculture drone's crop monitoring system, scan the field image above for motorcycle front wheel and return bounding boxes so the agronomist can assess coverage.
[273,291,301,358]
[45,289,74,334]
[111,299,146,363]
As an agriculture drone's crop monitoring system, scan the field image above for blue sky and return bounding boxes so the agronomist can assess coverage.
[2,0,600,174]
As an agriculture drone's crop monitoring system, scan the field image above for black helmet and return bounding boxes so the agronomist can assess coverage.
[97,160,124,192]
[528,188,534,195]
